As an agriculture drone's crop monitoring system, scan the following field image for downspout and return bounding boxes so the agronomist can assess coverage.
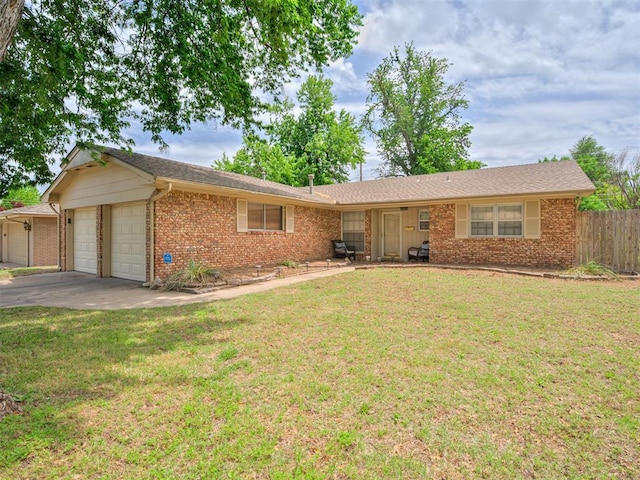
[148,183,173,283]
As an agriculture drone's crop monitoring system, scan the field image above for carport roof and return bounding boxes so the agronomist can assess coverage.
[0,203,58,218]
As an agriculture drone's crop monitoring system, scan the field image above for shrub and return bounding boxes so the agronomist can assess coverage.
[279,260,299,268]
[567,260,618,279]
[161,259,220,291]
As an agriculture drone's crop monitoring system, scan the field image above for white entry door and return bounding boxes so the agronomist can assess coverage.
[74,208,97,274]
[382,212,402,258]
[111,203,146,281]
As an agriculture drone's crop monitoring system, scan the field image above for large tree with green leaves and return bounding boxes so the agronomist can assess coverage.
[569,135,613,186]
[538,136,639,210]
[0,184,40,210]
[363,43,481,177]
[215,75,365,186]
[0,0,362,196]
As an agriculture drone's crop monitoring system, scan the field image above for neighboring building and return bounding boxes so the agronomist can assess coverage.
[42,146,595,283]
[0,203,59,267]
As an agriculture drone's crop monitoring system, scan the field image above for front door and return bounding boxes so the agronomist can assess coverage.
[382,212,401,259]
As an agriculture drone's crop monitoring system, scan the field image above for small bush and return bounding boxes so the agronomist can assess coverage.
[279,260,299,269]
[162,259,220,291]
[567,261,618,279]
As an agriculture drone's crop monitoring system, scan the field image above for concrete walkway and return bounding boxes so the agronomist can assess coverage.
[0,267,356,310]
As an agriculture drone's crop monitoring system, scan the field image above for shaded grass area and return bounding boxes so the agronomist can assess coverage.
[1,269,638,479]
[0,266,59,279]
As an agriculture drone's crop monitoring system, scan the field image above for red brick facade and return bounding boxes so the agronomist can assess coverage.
[55,193,578,281]
[59,210,68,270]
[96,205,104,277]
[364,209,372,259]
[153,190,341,279]
[430,198,577,268]
[32,217,58,266]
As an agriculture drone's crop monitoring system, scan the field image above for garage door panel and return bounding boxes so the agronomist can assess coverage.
[112,203,146,281]
[8,223,28,265]
[74,208,97,274]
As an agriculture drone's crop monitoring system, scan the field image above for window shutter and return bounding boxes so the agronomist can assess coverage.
[524,200,540,239]
[237,199,248,232]
[285,205,294,233]
[455,204,468,238]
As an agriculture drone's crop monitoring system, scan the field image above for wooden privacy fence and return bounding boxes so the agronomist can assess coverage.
[576,210,640,273]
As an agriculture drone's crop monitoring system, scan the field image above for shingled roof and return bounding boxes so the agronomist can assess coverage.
[0,203,58,217]
[100,147,594,206]
[313,160,595,205]
[103,147,333,204]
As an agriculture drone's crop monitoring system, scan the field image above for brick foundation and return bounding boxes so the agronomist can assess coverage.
[430,198,577,268]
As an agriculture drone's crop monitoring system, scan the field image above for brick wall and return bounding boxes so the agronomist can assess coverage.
[364,209,372,259]
[96,205,104,277]
[32,217,58,266]
[430,198,577,268]
[59,210,68,271]
[153,190,341,279]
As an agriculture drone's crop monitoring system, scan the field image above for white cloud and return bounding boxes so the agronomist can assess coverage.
[85,0,637,183]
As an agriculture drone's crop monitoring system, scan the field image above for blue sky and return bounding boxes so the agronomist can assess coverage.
[122,0,640,181]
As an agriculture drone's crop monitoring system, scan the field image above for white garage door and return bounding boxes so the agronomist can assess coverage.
[74,208,97,274]
[111,203,146,281]
[7,222,28,265]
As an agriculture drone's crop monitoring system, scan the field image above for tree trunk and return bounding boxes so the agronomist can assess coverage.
[0,0,24,62]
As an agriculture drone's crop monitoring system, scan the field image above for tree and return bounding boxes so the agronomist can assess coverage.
[570,136,612,187]
[215,75,365,186]
[0,0,23,62]
[537,136,639,210]
[215,135,297,186]
[607,149,640,209]
[0,1,362,196]
[363,43,481,177]
[0,184,40,210]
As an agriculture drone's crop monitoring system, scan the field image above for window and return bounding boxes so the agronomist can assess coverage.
[342,211,365,252]
[419,209,430,231]
[497,205,523,236]
[470,204,522,237]
[248,202,283,231]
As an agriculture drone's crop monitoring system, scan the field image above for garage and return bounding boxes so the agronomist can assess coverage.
[73,208,97,274]
[111,203,146,281]
[7,222,28,265]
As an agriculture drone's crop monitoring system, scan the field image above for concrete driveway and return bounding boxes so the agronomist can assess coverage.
[0,268,355,310]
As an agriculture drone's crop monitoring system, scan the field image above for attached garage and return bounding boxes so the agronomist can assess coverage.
[111,203,146,281]
[73,208,97,274]
[0,204,59,267]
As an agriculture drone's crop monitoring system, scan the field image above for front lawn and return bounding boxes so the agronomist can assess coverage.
[0,266,59,279]
[1,269,638,479]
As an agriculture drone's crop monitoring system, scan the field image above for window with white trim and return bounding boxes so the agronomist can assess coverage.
[248,202,283,231]
[342,211,365,252]
[418,209,430,231]
[470,204,523,237]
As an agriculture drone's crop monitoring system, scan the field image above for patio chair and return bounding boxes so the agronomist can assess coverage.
[408,241,429,262]
[332,240,356,261]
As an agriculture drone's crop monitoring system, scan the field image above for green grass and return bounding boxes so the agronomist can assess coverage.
[0,266,59,279]
[1,269,638,479]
